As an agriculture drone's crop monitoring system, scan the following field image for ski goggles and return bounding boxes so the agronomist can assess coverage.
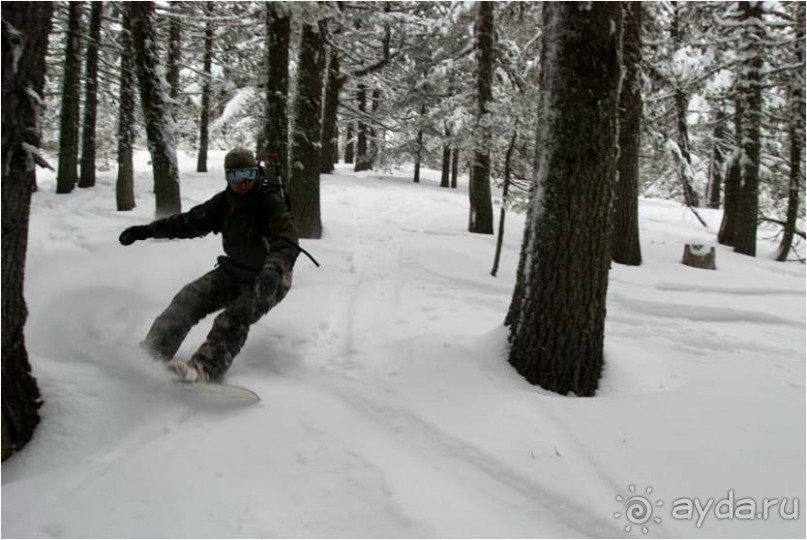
[225,167,259,183]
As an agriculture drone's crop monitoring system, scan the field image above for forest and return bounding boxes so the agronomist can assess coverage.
[2,0,805,466]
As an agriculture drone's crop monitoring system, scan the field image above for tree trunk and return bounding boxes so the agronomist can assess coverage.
[56,1,83,194]
[261,2,290,180]
[366,3,391,171]
[612,1,642,266]
[707,108,726,209]
[367,88,382,169]
[733,1,764,257]
[492,129,517,277]
[2,0,54,461]
[78,1,103,189]
[777,6,805,262]
[506,2,622,397]
[129,1,181,218]
[166,2,182,103]
[196,2,213,174]
[413,103,425,183]
[674,91,700,207]
[671,2,700,208]
[289,20,326,239]
[320,44,340,174]
[718,98,743,246]
[451,148,459,188]
[440,127,451,188]
[345,121,354,164]
[116,6,136,211]
[469,1,495,234]
[165,1,182,131]
[354,84,370,172]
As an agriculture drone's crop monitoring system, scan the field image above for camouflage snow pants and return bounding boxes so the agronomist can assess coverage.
[143,265,291,381]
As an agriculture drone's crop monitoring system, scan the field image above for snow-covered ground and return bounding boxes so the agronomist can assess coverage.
[2,151,804,538]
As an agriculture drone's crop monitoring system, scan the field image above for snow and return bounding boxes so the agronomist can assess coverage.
[2,151,804,538]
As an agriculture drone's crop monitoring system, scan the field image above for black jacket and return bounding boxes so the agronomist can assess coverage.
[147,181,299,276]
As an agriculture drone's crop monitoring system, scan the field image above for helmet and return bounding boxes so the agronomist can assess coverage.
[224,147,257,170]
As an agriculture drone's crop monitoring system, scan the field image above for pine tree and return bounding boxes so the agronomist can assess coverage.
[776,5,805,261]
[732,1,765,257]
[344,122,354,164]
[706,109,728,210]
[289,19,327,239]
[196,2,213,174]
[612,2,643,266]
[670,2,701,208]
[440,125,451,188]
[468,1,495,235]
[166,2,182,104]
[506,2,622,397]
[79,1,103,189]
[116,5,135,212]
[354,83,370,172]
[2,0,54,461]
[261,2,290,178]
[55,1,83,194]
[128,1,181,218]
[719,100,743,246]
[320,43,340,174]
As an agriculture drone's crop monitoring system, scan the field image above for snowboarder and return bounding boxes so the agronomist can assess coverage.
[119,147,299,383]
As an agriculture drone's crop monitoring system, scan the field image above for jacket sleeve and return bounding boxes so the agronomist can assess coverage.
[148,192,226,239]
[261,190,300,274]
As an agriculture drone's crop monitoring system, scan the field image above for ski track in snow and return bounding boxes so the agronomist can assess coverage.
[2,155,804,538]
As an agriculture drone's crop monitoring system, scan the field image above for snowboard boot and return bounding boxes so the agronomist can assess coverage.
[167,359,210,383]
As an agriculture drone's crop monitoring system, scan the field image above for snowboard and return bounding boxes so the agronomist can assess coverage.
[166,359,260,405]
[175,379,261,405]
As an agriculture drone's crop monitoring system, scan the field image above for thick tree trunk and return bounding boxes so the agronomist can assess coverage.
[166,2,182,103]
[196,2,213,174]
[506,2,622,397]
[2,1,54,461]
[777,7,805,262]
[116,7,136,211]
[289,20,326,239]
[129,1,181,218]
[78,1,102,189]
[56,2,83,194]
[320,45,340,174]
[612,1,642,266]
[261,3,290,180]
[733,1,764,257]
[469,1,495,234]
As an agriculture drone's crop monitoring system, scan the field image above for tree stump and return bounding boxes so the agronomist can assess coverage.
[682,243,716,270]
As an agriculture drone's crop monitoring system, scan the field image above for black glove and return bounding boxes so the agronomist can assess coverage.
[254,263,283,300]
[229,263,283,323]
[119,225,152,246]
